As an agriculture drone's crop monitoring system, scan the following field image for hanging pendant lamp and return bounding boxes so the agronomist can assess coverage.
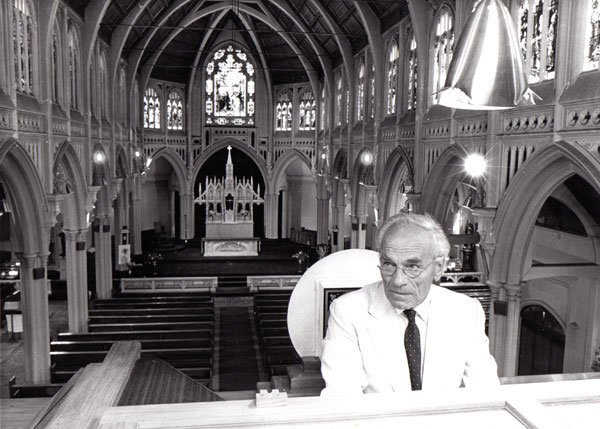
[437,0,540,110]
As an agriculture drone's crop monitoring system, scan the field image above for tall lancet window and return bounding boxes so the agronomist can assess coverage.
[387,40,399,115]
[407,31,418,111]
[335,72,342,126]
[345,86,350,124]
[118,66,127,125]
[13,0,35,94]
[356,60,365,122]
[205,45,255,126]
[144,87,160,129]
[369,63,375,119]
[167,89,184,130]
[584,0,600,71]
[68,27,80,110]
[299,89,315,131]
[519,0,559,83]
[320,85,327,131]
[275,91,292,131]
[52,21,61,104]
[432,6,454,103]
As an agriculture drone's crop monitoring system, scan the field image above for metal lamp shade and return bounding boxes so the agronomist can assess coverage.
[437,0,539,110]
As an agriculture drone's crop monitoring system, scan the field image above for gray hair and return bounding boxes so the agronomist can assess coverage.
[375,212,450,258]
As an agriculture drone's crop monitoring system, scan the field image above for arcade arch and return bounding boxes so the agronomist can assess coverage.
[330,149,349,252]
[378,146,414,218]
[350,148,375,249]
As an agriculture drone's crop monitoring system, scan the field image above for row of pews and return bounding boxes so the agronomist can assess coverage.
[254,290,301,379]
[50,292,215,386]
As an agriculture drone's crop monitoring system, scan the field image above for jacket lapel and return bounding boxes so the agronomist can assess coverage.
[366,283,412,393]
[422,286,448,389]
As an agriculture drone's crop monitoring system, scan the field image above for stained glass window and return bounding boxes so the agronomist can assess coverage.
[13,0,34,94]
[205,45,255,126]
[335,72,342,126]
[276,91,292,131]
[370,63,375,119]
[52,21,60,103]
[99,53,108,119]
[133,79,140,129]
[407,32,418,111]
[167,90,184,130]
[299,89,315,131]
[345,87,350,124]
[144,87,160,129]
[118,67,127,125]
[432,6,454,103]
[68,28,80,110]
[584,0,600,71]
[357,61,365,122]
[387,40,399,115]
[519,0,559,83]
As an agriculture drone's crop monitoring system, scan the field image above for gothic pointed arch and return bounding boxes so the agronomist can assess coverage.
[491,140,600,285]
[350,148,375,215]
[378,146,415,218]
[148,147,187,195]
[0,138,48,255]
[192,141,269,196]
[53,141,88,230]
[272,149,313,191]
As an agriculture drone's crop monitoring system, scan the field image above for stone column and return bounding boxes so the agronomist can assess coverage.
[264,192,278,239]
[351,214,368,249]
[486,280,504,358]
[170,190,176,237]
[94,216,113,299]
[130,178,142,254]
[64,229,89,333]
[336,202,346,251]
[180,192,194,240]
[316,175,330,247]
[503,283,522,377]
[19,253,51,384]
[280,189,288,239]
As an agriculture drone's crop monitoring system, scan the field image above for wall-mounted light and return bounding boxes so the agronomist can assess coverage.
[464,153,487,177]
[361,151,373,165]
[93,151,106,164]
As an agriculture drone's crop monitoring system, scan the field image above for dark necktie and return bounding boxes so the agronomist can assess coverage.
[404,309,422,390]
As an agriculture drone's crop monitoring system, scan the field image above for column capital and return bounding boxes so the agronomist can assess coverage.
[504,284,522,300]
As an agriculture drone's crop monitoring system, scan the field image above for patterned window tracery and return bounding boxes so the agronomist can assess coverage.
[13,0,35,94]
[299,89,315,131]
[370,63,375,119]
[144,87,160,129]
[387,40,399,115]
[519,0,559,83]
[584,0,600,71]
[357,61,365,122]
[68,28,80,110]
[432,6,454,103]
[407,32,418,111]
[118,67,127,125]
[335,73,342,126]
[320,85,327,131]
[205,45,255,126]
[276,91,292,131]
[52,21,60,103]
[167,89,184,131]
[99,54,108,119]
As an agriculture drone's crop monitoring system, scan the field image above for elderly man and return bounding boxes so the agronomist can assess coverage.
[321,213,499,395]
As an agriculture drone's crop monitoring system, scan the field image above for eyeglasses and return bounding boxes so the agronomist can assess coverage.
[378,259,435,279]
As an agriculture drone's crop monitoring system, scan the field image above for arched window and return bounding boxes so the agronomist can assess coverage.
[299,89,315,131]
[320,85,327,131]
[583,0,600,71]
[51,20,61,104]
[335,72,342,126]
[386,40,399,115]
[205,45,255,126]
[144,87,160,129]
[167,89,184,131]
[356,60,365,122]
[13,0,35,94]
[345,85,350,124]
[407,32,418,111]
[68,27,80,110]
[369,63,375,119]
[99,53,108,119]
[275,91,292,131]
[118,67,127,125]
[89,59,96,117]
[519,0,559,83]
[432,6,454,103]
[133,78,140,129]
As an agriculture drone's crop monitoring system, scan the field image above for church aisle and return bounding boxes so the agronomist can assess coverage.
[215,305,263,391]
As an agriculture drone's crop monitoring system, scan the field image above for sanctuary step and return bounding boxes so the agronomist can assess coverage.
[215,275,252,296]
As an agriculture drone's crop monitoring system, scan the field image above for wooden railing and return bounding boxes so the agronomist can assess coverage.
[247,275,301,291]
[120,277,218,293]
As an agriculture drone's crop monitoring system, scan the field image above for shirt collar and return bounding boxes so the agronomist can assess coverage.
[395,291,432,323]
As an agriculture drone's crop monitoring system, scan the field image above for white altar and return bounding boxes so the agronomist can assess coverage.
[195,146,264,256]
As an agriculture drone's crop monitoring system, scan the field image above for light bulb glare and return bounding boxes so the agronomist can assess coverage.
[464,153,487,177]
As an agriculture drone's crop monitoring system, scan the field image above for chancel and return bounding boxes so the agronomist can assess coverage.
[1,0,600,428]
[195,146,264,256]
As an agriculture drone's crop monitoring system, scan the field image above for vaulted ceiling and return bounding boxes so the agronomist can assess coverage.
[68,0,410,85]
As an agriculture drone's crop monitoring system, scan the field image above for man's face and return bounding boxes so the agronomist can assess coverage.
[379,226,444,310]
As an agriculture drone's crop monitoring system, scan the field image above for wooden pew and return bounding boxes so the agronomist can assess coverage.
[88,321,214,332]
[57,329,213,342]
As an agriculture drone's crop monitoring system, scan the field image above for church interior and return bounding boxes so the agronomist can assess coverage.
[1,0,600,427]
